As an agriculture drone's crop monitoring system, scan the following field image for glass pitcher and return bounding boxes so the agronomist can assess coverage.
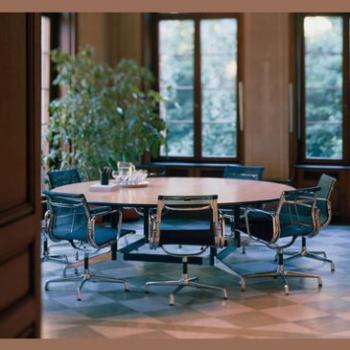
[117,161,135,185]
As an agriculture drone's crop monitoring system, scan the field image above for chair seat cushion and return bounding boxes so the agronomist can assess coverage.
[280,224,313,237]
[243,211,274,242]
[243,211,314,242]
[159,218,214,245]
[54,225,117,246]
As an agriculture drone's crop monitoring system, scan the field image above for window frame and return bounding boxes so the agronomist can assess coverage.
[296,13,350,165]
[149,13,243,163]
[40,13,77,186]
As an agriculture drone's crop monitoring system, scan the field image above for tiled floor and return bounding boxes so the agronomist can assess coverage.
[41,224,350,339]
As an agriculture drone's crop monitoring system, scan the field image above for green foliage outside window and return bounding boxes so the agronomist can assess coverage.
[304,16,343,159]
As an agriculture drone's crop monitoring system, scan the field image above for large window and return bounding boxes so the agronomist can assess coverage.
[154,14,240,161]
[298,14,350,163]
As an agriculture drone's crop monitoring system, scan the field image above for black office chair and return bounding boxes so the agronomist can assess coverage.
[223,165,264,180]
[44,168,135,268]
[41,169,86,265]
[47,168,82,189]
[145,195,228,306]
[284,174,337,271]
[222,164,265,252]
[44,168,109,264]
[43,191,130,300]
[240,187,323,295]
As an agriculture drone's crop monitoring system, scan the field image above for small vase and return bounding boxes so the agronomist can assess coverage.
[100,167,111,185]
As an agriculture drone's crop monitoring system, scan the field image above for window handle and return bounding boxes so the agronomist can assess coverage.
[238,81,244,132]
[288,83,294,133]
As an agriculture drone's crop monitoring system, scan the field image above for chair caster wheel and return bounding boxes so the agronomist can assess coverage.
[240,280,246,292]
[318,278,323,288]
[331,264,335,272]
[284,285,289,295]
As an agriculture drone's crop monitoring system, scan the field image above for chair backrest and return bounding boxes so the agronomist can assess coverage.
[223,165,264,180]
[47,168,81,189]
[277,186,321,239]
[316,174,336,227]
[153,195,221,247]
[44,191,90,243]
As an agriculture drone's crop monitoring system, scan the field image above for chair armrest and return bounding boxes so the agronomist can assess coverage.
[90,205,112,215]
[214,212,226,247]
[219,208,234,215]
[219,208,245,220]
[148,210,159,246]
[90,208,125,240]
[90,208,120,219]
[245,208,275,216]
[244,208,276,239]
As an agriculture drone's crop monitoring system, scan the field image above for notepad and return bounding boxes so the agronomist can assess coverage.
[89,183,119,192]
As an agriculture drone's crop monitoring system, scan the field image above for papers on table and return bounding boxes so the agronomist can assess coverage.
[89,182,119,192]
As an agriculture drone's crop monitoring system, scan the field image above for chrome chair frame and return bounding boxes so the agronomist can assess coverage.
[41,197,70,265]
[43,192,129,301]
[145,195,228,305]
[284,174,336,271]
[45,168,136,272]
[241,187,323,295]
[41,199,69,265]
[43,169,82,265]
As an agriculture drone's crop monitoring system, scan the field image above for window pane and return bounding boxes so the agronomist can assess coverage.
[159,20,194,157]
[164,122,194,157]
[200,19,237,158]
[304,16,343,159]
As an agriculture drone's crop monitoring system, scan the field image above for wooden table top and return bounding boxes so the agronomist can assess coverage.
[53,177,294,207]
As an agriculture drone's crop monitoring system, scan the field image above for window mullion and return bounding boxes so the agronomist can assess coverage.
[343,14,350,162]
[194,18,202,161]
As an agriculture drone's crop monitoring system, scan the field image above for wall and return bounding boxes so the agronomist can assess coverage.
[77,13,142,65]
[108,13,142,65]
[243,13,290,181]
[77,13,110,63]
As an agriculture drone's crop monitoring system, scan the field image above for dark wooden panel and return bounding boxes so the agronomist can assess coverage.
[0,297,37,338]
[0,14,41,338]
[0,251,30,312]
[0,14,28,213]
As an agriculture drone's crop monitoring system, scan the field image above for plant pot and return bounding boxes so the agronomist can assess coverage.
[122,207,141,221]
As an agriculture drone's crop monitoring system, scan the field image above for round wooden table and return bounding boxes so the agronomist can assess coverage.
[53,177,294,265]
[53,177,293,207]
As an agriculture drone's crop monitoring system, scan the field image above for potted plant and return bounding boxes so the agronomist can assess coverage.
[43,47,165,180]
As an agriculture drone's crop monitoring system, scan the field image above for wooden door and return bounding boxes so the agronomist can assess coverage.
[0,14,41,338]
